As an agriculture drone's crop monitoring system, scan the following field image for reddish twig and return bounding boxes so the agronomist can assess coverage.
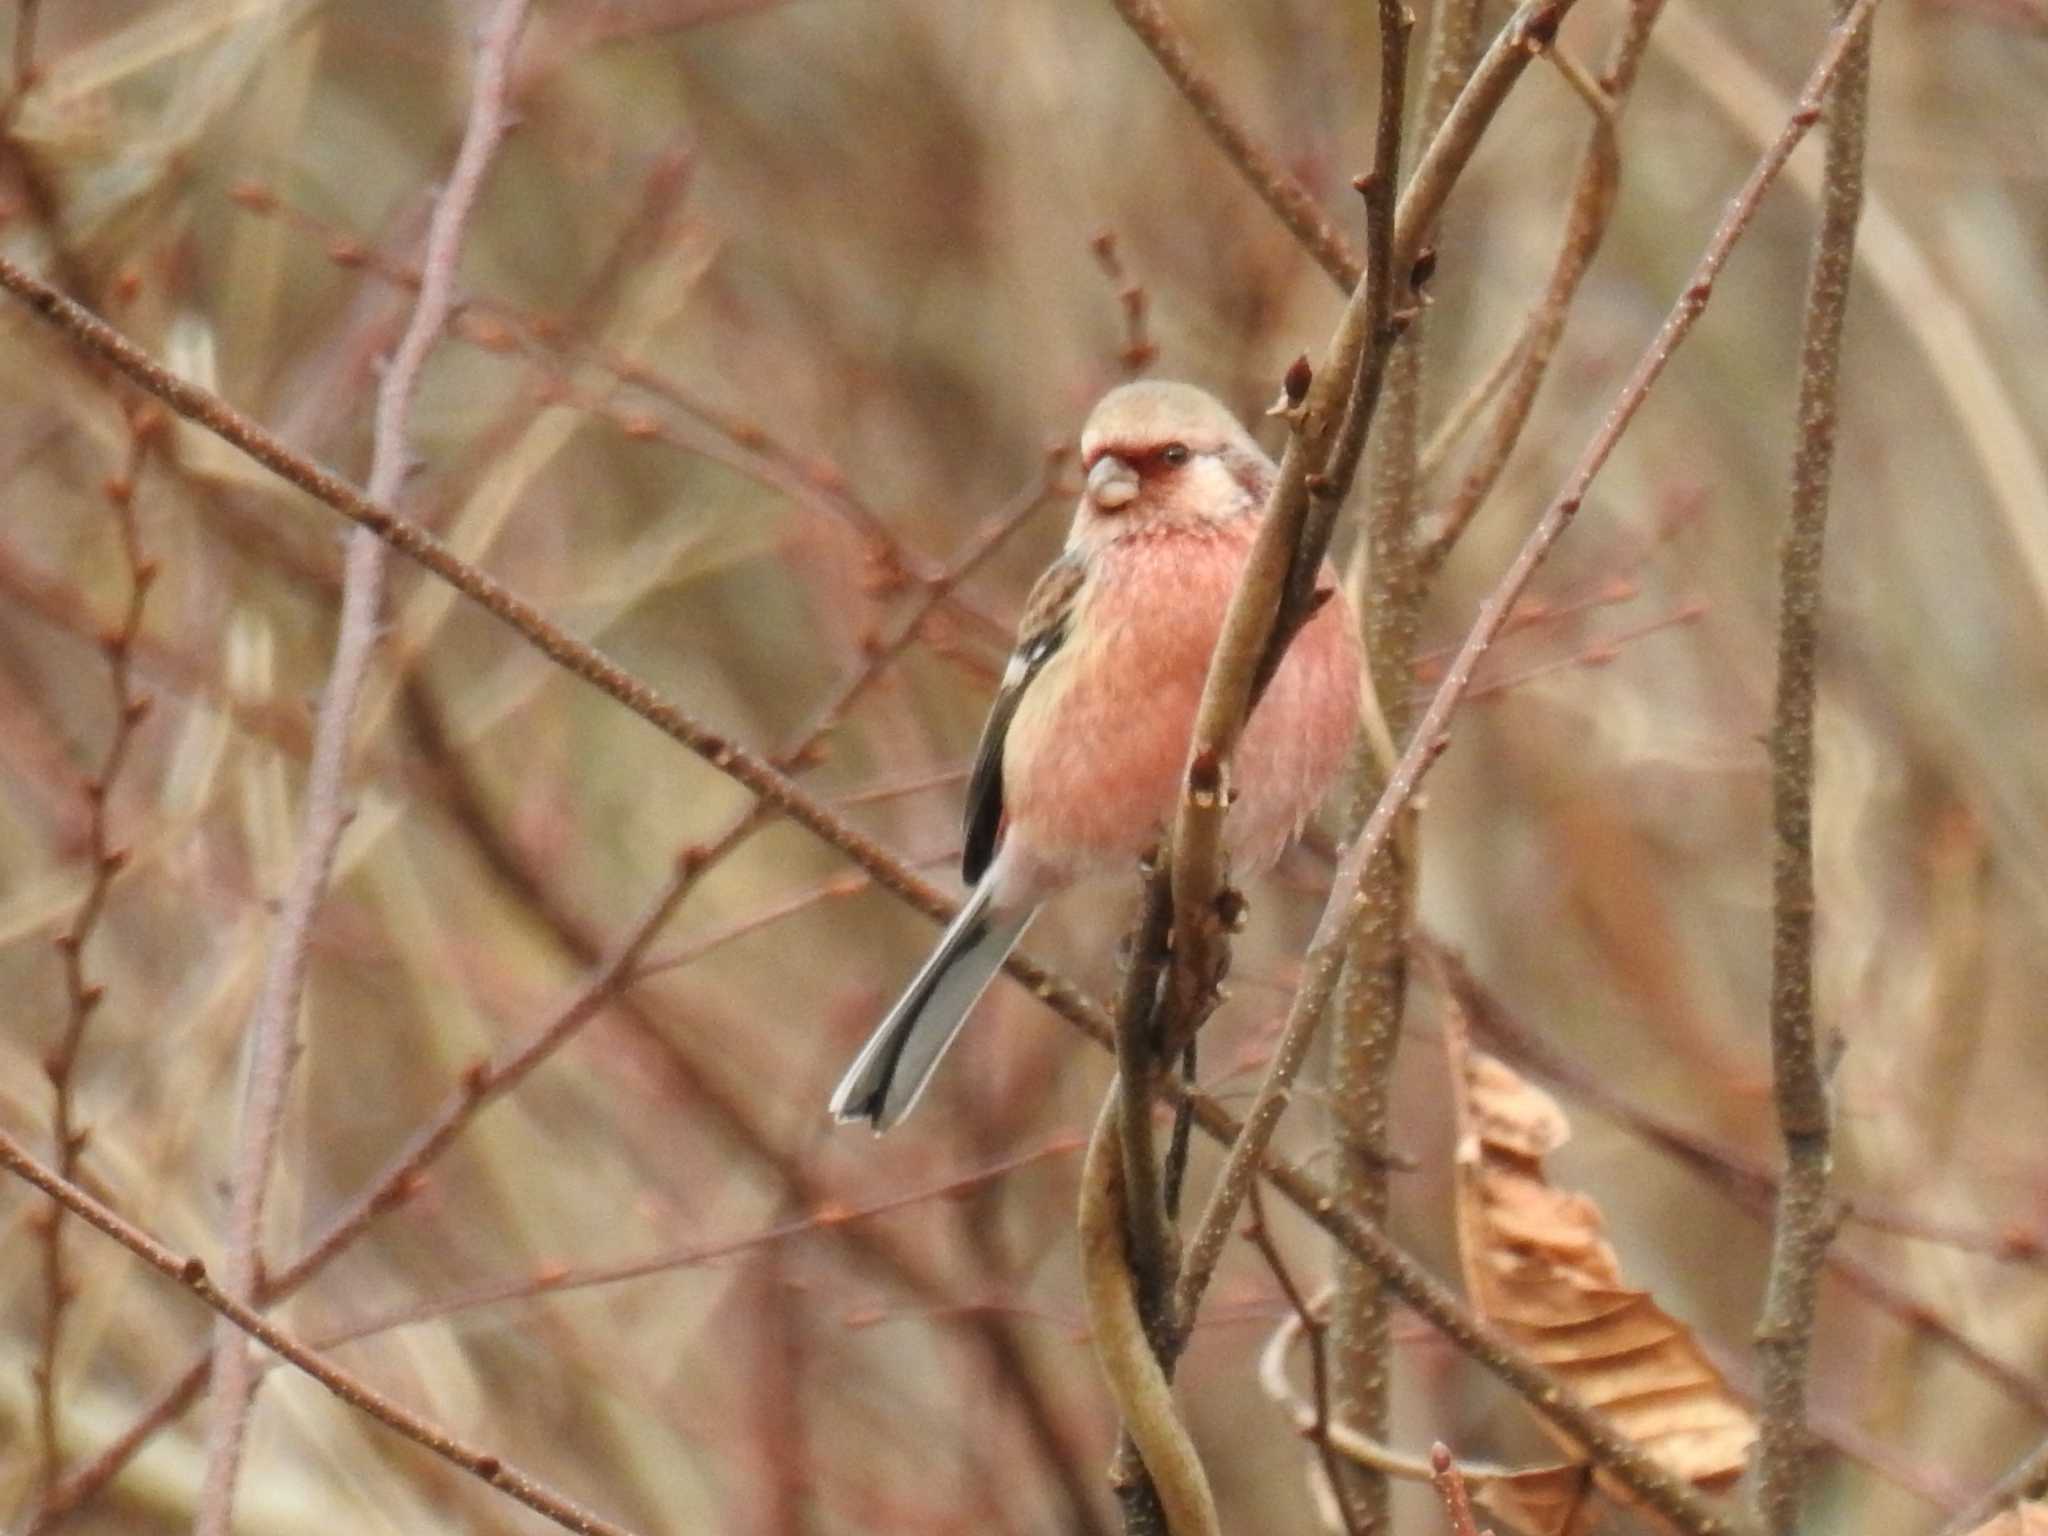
[309,1137,1084,1344]
[34,406,160,1496]
[1088,230,1159,376]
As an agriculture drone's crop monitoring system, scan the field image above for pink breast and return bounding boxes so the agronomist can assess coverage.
[998,526,1362,898]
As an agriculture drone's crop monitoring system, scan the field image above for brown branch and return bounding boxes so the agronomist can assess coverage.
[1102,0,1363,288]
[1421,6,1664,573]
[310,1137,1083,1343]
[1751,3,1873,1529]
[194,6,533,1529]
[1246,1184,1366,1536]
[0,1127,649,1536]
[1105,858,1179,1536]
[34,407,159,1497]
[1327,0,1482,1521]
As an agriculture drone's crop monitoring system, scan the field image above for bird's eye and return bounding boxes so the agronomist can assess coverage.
[1159,442,1191,467]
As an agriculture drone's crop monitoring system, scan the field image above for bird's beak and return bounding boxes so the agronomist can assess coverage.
[1086,453,1140,511]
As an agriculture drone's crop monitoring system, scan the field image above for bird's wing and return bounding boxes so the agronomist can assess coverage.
[961,553,1087,884]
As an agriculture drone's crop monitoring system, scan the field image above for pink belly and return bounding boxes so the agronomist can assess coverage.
[998,529,1361,898]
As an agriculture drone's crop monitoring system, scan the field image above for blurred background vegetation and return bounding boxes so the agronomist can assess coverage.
[1,2,2045,1533]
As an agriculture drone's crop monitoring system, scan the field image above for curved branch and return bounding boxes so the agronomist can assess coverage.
[1078,1099,1220,1536]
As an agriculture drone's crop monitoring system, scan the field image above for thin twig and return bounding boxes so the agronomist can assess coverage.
[1421,5,1664,573]
[194,7,532,1529]
[1090,230,1159,376]
[34,407,160,1496]
[1102,0,1363,288]
[0,1127,648,1536]
[1327,2,1481,1523]
[1246,1184,1366,1536]
[1751,3,1872,1529]
[1105,857,1180,1536]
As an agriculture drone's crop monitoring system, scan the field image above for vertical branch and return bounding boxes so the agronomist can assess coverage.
[194,3,532,1531]
[1328,3,1479,1524]
[1114,859,1179,1343]
[35,407,160,1496]
[1751,2,1872,1531]
[1104,856,1181,1534]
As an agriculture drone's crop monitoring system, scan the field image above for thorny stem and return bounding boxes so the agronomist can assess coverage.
[194,5,531,1529]
[35,411,159,1496]
[1751,2,1872,1531]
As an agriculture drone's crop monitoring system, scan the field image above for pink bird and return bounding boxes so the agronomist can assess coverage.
[831,381,1365,1130]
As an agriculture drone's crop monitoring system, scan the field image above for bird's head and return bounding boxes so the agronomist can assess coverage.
[1069,381,1273,549]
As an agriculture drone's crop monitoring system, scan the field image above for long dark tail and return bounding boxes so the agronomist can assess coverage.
[828,881,1034,1132]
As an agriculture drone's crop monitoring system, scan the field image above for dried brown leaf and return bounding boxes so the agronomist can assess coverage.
[1445,1022,1757,1493]
[1471,1459,1598,1536]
